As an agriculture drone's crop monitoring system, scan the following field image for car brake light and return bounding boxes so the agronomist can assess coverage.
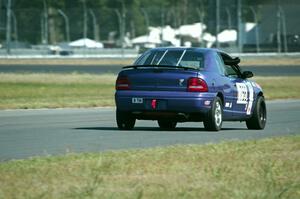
[187,77,208,92]
[116,76,130,90]
[151,99,157,109]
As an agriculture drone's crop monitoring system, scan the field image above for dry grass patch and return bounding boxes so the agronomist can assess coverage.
[240,57,300,66]
[254,76,300,99]
[0,73,116,109]
[0,135,299,199]
[0,58,134,66]
[0,73,116,84]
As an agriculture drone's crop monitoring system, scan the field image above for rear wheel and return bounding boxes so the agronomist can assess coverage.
[246,96,267,130]
[203,97,223,131]
[158,120,177,130]
[116,110,136,130]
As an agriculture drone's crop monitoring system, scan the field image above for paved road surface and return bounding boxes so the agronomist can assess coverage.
[0,100,299,161]
[0,64,300,76]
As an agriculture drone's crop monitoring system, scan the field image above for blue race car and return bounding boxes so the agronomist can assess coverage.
[115,48,266,131]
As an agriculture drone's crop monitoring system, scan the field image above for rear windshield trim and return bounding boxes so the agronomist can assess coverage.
[134,49,204,70]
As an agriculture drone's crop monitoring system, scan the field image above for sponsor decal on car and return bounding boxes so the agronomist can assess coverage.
[225,102,233,108]
[236,83,248,105]
[236,82,254,115]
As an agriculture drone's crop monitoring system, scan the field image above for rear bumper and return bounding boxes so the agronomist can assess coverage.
[115,90,216,114]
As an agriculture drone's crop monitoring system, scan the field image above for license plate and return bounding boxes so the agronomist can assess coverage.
[132,98,143,104]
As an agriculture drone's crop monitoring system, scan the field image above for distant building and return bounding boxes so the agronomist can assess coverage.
[206,0,300,52]
[245,2,300,52]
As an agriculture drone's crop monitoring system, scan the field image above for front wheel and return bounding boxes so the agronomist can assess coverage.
[157,120,177,130]
[116,110,136,130]
[246,96,267,130]
[203,97,223,131]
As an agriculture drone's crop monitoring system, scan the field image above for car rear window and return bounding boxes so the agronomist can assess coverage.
[134,49,204,69]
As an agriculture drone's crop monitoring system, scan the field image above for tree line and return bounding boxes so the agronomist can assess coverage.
[0,0,276,45]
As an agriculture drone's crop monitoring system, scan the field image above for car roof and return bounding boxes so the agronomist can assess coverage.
[147,47,235,60]
[149,47,224,54]
[150,47,232,58]
[138,47,239,71]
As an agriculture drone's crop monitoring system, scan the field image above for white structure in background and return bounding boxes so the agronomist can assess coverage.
[131,22,235,48]
[131,29,161,48]
[176,23,206,41]
[217,30,237,43]
[202,32,216,48]
[245,23,256,32]
[132,26,179,48]
[214,23,255,47]
[160,26,180,46]
[131,22,258,49]
[132,23,206,48]
[69,38,103,48]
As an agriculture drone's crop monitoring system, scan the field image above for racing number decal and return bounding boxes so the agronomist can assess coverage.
[236,82,254,115]
[245,82,254,115]
[236,83,248,104]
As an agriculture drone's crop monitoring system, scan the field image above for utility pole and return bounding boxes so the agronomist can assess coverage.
[160,6,165,43]
[115,9,122,44]
[82,0,87,39]
[43,0,48,45]
[276,0,282,53]
[216,0,220,49]
[225,7,234,50]
[0,0,2,29]
[58,9,70,42]
[249,6,260,53]
[6,0,12,54]
[41,13,44,44]
[225,7,232,29]
[115,7,125,56]
[169,9,177,28]
[11,10,18,43]
[237,0,243,53]
[141,8,150,42]
[89,9,99,41]
[279,6,288,53]
[121,0,126,48]
[197,8,205,47]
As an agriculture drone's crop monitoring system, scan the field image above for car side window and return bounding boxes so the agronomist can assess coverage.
[214,52,226,75]
[219,53,240,78]
[224,64,239,78]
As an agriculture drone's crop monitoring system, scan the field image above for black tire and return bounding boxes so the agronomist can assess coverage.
[246,96,267,130]
[116,110,136,130]
[157,120,177,130]
[203,97,223,131]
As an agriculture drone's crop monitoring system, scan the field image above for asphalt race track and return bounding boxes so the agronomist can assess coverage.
[0,100,299,161]
[0,64,300,76]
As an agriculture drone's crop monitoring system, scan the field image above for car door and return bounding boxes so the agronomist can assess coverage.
[223,64,254,119]
[213,53,236,120]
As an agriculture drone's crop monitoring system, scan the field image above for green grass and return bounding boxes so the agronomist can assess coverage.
[0,73,299,109]
[254,76,300,99]
[0,73,116,109]
[0,135,299,199]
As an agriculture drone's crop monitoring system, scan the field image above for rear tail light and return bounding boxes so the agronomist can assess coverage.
[187,77,208,92]
[116,76,130,90]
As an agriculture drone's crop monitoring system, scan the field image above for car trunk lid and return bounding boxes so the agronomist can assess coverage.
[120,68,200,92]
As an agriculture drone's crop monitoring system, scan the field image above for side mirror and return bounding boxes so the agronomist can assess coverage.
[242,71,253,79]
